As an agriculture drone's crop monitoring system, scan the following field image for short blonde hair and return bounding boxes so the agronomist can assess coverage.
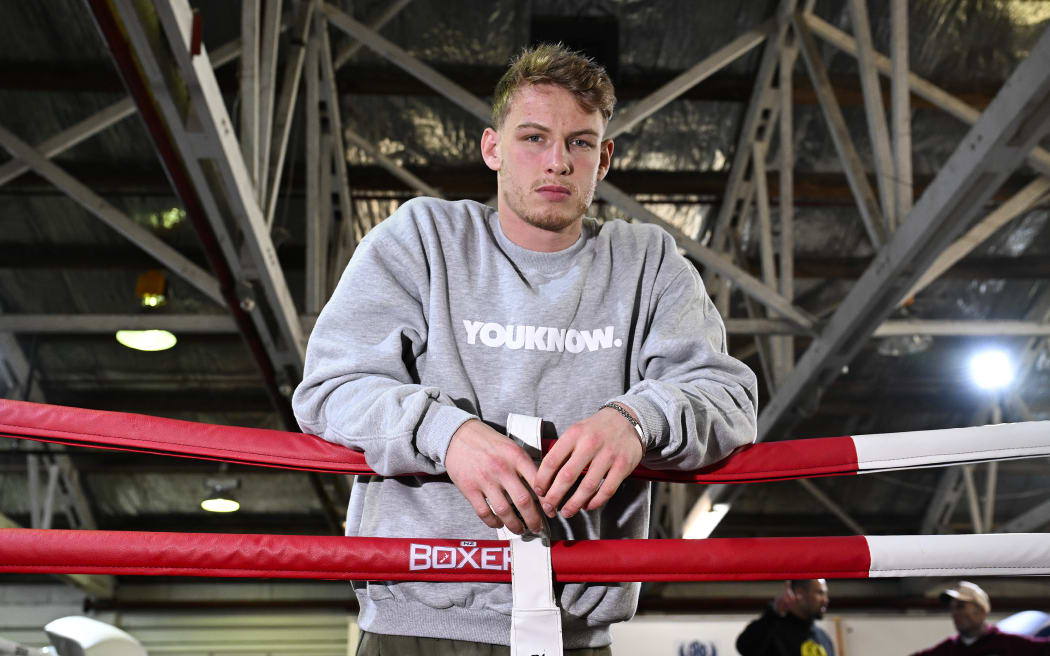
[491,43,616,129]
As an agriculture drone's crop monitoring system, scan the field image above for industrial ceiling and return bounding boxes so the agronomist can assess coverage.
[1,0,1049,610]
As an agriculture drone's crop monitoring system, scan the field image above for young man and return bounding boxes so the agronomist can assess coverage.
[736,579,835,656]
[910,581,1050,655]
[293,43,758,654]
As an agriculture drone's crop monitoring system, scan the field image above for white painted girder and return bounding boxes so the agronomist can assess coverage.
[0,124,224,306]
[755,24,1050,444]
[113,0,307,375]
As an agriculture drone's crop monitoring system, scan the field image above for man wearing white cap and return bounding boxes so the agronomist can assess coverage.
[910,581,1050,655]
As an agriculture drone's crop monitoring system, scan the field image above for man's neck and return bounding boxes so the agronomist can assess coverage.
[496,206,582,253]
[788,609,813,623]
[960,624,989,643]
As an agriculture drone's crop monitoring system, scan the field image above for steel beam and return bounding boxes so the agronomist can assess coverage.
[7,314,1047,339]
[849,0,895,226]
[710,1,798,252]
[751,142,784,384]
[111,0,306,378]
[344,128,443,198]
[796,478,866,534]
[874,320,1050,337]
[890,0,912,227]
[265,0,315,228]
[239,0,261,188]
[304,31,325,315]
[723,318,1050,336]
[605,20,773,139]
[256,0,284,201]
[317,13,357,265]
[920,466,964,534]
[960,464,985,533]
[0,123,224,305]
[596,181,817,331]
[998,497,1050,533]
[0,314,239,333]
[0,25,272,191]
[776,33,799,383]
[0,99,135,188]
[794,12,886,248]
[903,177,1050,300]
[806,13,1050,178]
[983,460,998,530]
[755,24,1050,443]
[332,0,415,70]
[321,3,489,123]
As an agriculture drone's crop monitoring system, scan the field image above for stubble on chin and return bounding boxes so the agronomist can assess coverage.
[500,174,594,233]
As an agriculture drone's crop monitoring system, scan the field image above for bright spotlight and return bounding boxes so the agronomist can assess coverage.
[969,349,1014,390]
[115,329,177,352]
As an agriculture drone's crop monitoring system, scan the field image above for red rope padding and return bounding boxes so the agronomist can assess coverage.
[0,529,872,582]
[0,399,859,484]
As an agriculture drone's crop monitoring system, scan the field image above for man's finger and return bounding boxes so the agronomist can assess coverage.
[585,460,633,511]
[542,446,598,516]
[560,458,610,518]
[467,490,503,529]
[484,486,526,535]
[503,476,544,534]
[534,437,572,496]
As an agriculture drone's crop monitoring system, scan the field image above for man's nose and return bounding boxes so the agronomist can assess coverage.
[545,143,571,175]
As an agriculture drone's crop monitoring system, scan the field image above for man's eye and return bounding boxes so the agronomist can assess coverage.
[525,135,542,142]
[572,139,593,148]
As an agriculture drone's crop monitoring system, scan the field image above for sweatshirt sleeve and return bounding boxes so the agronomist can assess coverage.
[610,260,758,471]
[291,211,475,476]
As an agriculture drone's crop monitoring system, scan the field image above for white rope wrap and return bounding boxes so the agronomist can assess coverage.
[500,413,562,656]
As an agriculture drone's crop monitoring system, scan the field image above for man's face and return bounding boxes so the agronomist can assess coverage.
[796,579,830,620]
[950,599,987,638]
[481,83,613,237]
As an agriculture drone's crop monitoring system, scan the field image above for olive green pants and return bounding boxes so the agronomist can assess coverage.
[356,631,613,655]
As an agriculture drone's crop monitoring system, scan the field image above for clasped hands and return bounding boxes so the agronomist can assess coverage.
[444,407,644,535]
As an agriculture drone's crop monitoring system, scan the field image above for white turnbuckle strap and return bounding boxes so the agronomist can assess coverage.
[499,413,562,656]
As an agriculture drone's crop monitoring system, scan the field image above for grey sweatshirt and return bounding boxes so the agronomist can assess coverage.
[292,197,758,647]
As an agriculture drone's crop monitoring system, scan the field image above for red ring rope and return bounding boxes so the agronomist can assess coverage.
[4,399,1049,484]
[2,529,1048,582]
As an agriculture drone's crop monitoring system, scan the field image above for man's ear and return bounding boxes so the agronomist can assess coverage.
[596,138,614,181]
[481,127,501,171]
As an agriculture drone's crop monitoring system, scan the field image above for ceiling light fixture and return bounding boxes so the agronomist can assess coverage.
[969,348,1015,390]
[201,478,240,513]
[115,329,177,352]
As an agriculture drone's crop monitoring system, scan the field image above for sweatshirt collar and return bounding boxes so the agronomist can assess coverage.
[488,208,593,274]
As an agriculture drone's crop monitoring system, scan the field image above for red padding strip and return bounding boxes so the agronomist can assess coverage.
[0,529,872,582]
[0,399,860,483]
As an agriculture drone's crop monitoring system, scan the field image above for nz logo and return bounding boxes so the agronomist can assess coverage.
[678,641,717,656]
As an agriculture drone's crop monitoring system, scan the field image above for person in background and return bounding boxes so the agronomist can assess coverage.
[909,581,1050,655]
[736,579,834,656]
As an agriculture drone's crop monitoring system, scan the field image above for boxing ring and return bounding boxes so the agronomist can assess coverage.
[2,398,1050,652]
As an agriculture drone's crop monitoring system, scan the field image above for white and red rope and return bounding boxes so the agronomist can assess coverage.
[2,399,1049,484]
[2,399,1050,583]
[0,529,1048,582]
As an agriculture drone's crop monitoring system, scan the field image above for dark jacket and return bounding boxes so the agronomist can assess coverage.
[910,625,1050,656]
[737,607,835,656]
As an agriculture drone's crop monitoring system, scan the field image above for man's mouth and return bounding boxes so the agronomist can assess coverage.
[536,185,571,201]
